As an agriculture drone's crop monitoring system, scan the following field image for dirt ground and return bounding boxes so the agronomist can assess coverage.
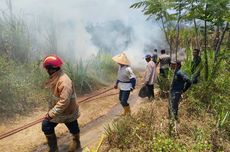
[0,86,144,152]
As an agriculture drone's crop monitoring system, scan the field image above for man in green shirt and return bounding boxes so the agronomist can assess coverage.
[191,49,203,84]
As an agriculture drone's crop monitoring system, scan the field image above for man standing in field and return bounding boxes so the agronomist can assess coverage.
[158,49,171,78]
[170,61,191,121]
[152,49,158,64]
[42,54,81,152]
[191,49,202,84]
[143,54,157,101]
[112,52,136,115]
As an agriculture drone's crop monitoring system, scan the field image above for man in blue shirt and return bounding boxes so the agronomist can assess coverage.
[169,61,191,121]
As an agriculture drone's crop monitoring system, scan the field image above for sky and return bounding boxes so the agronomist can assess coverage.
[0,0,167,67]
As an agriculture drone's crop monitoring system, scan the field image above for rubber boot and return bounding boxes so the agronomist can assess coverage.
[68,133,82,152]
[123,105,131,115]
[45,134,58,152]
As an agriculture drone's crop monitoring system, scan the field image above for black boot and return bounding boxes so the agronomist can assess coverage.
[45,134,58,152]
[68,133,82,152]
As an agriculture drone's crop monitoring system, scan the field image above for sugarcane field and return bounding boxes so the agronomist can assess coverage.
[0,0,229,152]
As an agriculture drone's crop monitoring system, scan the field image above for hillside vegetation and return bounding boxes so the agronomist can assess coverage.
[100,0,230,151]
[0,4,117,121]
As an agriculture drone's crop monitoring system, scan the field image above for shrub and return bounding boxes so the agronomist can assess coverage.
[104,106,212,152]
[0,56,48,120]
[65,53,117,94]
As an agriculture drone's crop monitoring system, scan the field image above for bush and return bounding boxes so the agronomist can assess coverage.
[0,57,48,120]
[65,59,99,94]
[89,52,117,83]
[65,53,117,94]
[104,106,212,152]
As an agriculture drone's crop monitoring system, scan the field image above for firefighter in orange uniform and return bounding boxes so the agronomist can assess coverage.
[42,55,81,152]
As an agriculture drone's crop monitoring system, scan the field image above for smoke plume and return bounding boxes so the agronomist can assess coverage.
[0,0,167,68]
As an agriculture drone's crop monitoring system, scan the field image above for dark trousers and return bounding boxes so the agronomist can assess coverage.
[160,68,169,78]
[192,76,199,84]
[119,90,130,107]
[42,119,80,135]
[169,91,182,120]
[146,84,154,99]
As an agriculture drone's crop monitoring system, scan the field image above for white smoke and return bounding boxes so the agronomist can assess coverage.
[0,0,167,68]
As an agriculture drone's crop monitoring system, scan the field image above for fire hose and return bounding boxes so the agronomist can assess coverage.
[0,87,115,140]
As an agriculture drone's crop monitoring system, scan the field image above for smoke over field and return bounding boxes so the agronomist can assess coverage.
[0,0,166,67]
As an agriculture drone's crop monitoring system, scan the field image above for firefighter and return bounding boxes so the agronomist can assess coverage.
[112,52,136,115]
[191,49,202,84]
[42,54,81,152]
[170,61,191,121]
[158,49,171,77]
[143,54,157,101]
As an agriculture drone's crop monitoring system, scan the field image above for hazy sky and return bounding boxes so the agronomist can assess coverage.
[0,0,166,67]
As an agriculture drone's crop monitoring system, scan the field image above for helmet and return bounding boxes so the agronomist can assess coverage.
[43,54,64,68]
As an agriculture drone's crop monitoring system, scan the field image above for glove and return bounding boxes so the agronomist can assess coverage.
[114,85,118,89]
[130,87,134,92]
[114,80,120,89]
[142,82,148,86]
[45,113,52,120]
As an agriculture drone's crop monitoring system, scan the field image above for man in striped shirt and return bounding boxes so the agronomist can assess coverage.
[159,49,171,78]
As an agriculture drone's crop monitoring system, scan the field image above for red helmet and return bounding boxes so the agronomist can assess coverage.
[43,54,64,68]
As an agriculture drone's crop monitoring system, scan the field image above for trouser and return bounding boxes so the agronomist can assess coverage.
[169,91,182,120]
[119,90,130,107]
[42,119,80,135]
[192,76,199,84]
[146,84,154,99]
[160,68,169,78]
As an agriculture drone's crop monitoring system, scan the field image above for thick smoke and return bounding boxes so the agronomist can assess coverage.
[0,0,167,68]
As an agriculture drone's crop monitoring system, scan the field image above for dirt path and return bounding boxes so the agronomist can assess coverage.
[0,86,142,152]
[34,89,142,152]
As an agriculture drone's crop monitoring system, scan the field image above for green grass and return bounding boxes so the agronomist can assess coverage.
[103,106,214,152]
[65,59,98,94]
[65,53,117,94]
[102,50,230,152]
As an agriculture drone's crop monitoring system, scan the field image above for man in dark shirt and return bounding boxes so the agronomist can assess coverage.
[152,49,158,64]
[169,61,191,121]
[191,49,202,84]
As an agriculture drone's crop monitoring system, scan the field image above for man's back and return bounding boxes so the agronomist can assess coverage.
[152,52,158,63]
[144,61,157,85]
[171,69,191,92]
[159,54,171,69]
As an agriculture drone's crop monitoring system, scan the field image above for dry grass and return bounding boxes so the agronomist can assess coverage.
[101,97,230,151]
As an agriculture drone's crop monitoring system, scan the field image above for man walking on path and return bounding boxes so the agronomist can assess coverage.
[42,54,81,152]
[191,49,202,84]
[170,61,191,121]
[143,54,157,101]
[159,49,171,78]
[112,52,136,115]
